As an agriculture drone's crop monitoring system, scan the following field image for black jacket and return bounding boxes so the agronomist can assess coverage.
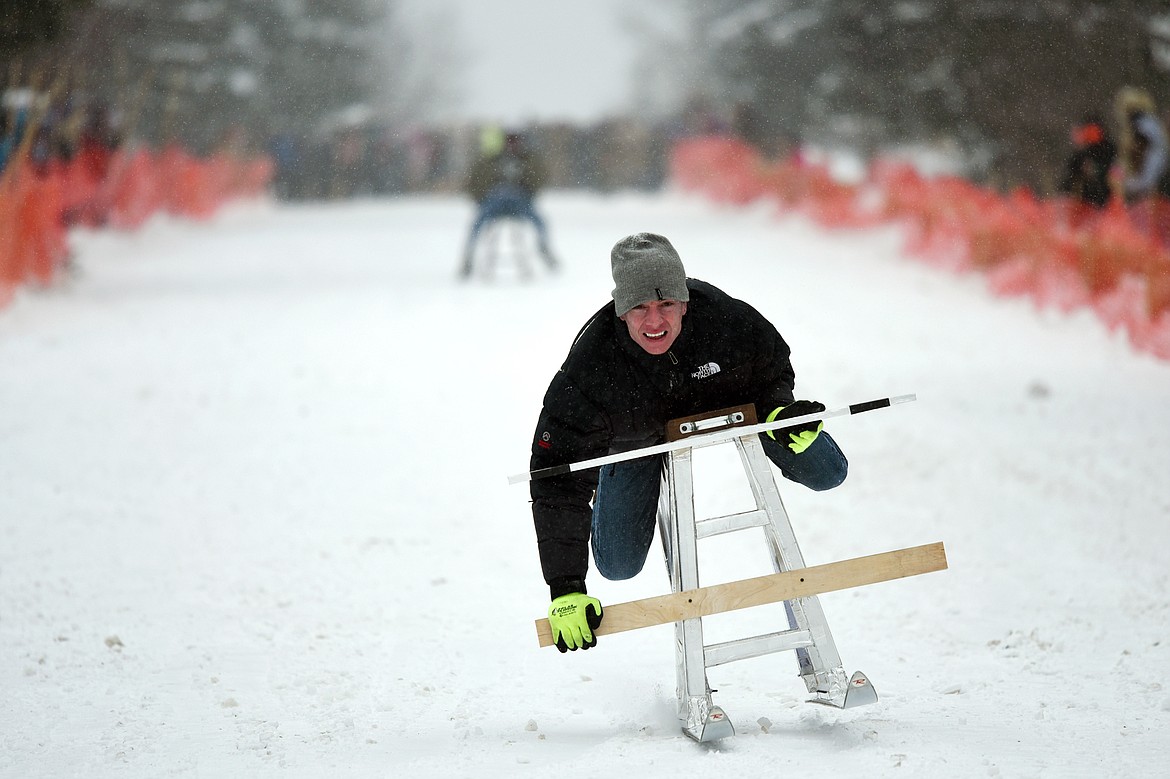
[466,148,547,202]
[529,279,797,593]
[1058,140,1117,208]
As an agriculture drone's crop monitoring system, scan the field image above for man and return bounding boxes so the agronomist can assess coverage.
[1114,87,1168,204]
[1058,115,1116,209]
[530,233,848,653]
[460,129,556,277]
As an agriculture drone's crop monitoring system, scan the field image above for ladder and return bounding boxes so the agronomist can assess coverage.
[657,404,878,742]
[477,217,534,279]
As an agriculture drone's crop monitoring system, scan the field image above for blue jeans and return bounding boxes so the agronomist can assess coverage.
[590,432,847,581]
[464,185,550,253]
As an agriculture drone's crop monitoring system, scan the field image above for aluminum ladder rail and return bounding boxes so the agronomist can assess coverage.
[656,426,877,742]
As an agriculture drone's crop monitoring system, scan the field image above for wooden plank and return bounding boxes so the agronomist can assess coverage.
[535,541,947,648]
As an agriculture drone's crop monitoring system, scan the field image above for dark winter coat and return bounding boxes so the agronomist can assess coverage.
[529,279,797,594]
[466,148,547,202]
[1058,139,1117,208]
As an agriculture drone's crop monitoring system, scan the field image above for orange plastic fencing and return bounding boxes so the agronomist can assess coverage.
[0,147,273,309]
[670,137,1170,361]
[0,161,69,304]
[0,174,22,307]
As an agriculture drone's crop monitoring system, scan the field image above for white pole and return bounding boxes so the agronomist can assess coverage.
[508,393,916,485]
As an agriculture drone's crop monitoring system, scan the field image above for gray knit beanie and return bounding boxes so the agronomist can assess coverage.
[610,233,690,316]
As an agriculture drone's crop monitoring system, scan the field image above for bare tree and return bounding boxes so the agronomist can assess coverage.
[11,0,462,152]
[667,0,1170,189]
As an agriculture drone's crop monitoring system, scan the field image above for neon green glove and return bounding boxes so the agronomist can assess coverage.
[548,593,603,653]
[766,400,826,454]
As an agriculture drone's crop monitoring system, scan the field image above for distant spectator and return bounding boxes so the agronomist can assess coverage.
[405,128,439,190]
[76,102,119,181]
[1058,114,1116,209]
[0,109,13,173]
[460,127,557,278]
[369,128,407,194]
[1,101,30,175]
[732,101,769,156]
[681,93,729,137]
[332,126,367,198]
[266,131,300,200]
[1113,87,1169,204]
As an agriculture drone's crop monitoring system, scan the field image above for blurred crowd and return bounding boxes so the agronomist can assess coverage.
[0,84,264,227]
[10,76,1170,253]
[0,88,123,188]
[1,82,271,304]
[261,96,752,202]
[264,119,678,201]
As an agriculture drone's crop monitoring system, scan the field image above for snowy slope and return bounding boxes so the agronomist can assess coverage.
[1,191,1168,777]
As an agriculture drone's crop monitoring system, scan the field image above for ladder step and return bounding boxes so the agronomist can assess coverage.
[703,629,814,667]
[695,509,770,540]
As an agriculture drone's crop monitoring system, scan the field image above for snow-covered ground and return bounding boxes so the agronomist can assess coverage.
[2,190,1168,777]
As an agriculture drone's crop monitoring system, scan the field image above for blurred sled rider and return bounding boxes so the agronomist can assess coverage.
[530,233,848,652]
[460,128,557,277]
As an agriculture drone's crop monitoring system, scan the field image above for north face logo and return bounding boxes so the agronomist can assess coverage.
[691,362,721,379]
